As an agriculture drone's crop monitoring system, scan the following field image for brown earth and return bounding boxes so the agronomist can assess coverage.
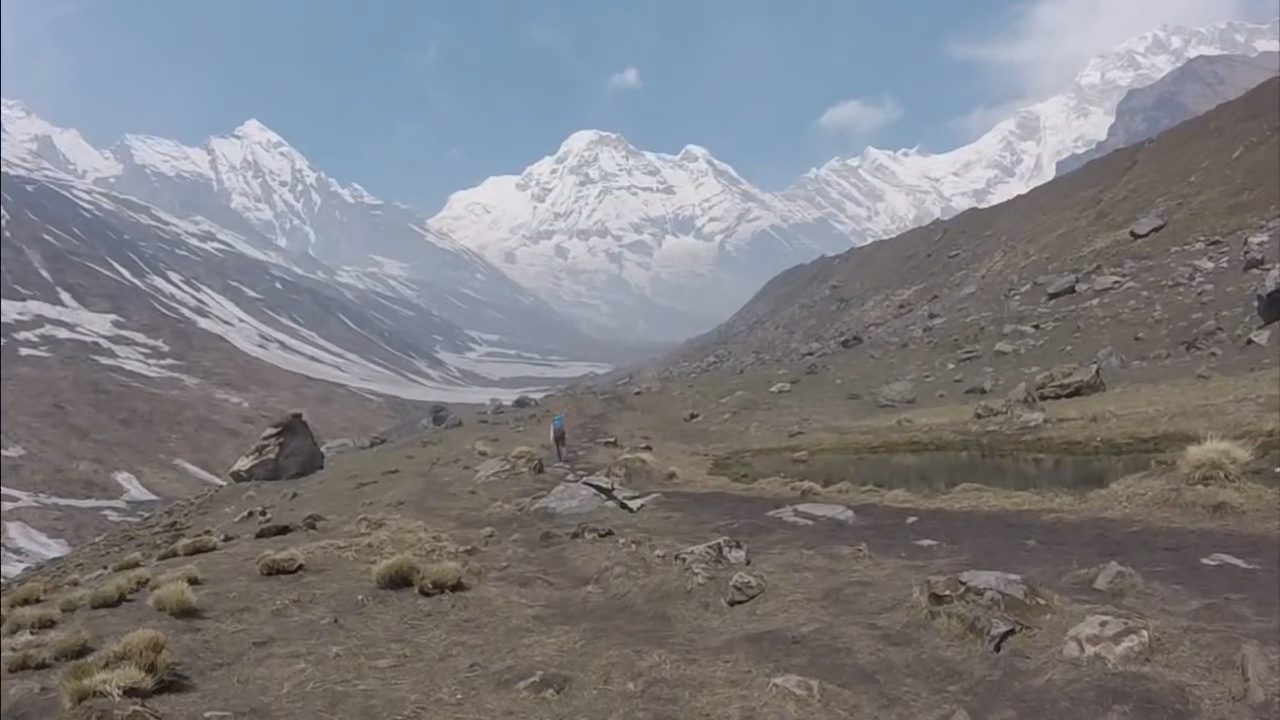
[1,380,1277,720]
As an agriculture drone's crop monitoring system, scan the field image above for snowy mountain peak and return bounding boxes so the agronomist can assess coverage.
[231,118,287,145]
[1071,18,1280,98]
[786,17,1279,244]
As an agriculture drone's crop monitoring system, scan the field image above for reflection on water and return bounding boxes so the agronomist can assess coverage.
[749,450,1161,493]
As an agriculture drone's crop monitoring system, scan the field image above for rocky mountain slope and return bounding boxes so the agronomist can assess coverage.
[0,100,601,359]
[1057,51,1280,177]
[428,131,850,341]
[662,78,1280,390]
[432,19,1279,343]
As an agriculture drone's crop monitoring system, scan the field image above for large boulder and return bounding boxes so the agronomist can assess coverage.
[1257,266,1280,326]
[228,413,325,483]
[915,570,1055,652]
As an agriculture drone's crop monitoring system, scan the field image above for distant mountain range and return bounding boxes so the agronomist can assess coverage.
[429,18,1280,340]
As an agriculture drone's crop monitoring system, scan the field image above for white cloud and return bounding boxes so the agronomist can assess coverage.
[815,96,903,138]
[605,66,642,91]
[948,0,1275,137]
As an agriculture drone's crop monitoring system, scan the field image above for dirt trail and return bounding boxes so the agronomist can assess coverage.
[659,490,1280,619]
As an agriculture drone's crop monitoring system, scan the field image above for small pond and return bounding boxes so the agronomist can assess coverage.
[719,449,1165,494]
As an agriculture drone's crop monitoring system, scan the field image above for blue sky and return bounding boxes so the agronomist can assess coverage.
[1,0,1273,214]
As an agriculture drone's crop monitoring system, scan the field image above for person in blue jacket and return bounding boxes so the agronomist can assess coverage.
[550,413,567,461]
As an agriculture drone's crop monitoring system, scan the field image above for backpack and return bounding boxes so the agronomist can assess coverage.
[552,414,565,431]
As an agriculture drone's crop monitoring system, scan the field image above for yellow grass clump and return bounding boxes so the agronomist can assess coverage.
[58,627,177,708]
[156,535,221,561]
[1176,434,1254,487]
[373,554,422,590]
[3,581,46,608]
[2,628,93,672]
[110,552,146,572]
[257,549,306,576]
[1,605,61,636]
[152,564,203,588]
[147,582,199,619]
[86,580,131,610]
[415,561,468,597]
[58,592,88,613]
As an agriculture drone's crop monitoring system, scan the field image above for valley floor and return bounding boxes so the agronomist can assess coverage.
[1,370,1278,719]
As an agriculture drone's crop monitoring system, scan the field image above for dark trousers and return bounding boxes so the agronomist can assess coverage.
[553,429,566,461]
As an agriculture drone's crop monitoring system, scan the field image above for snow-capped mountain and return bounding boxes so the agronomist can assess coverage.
[429,19,1279,341]
[786,18,1280,241]
[1,100,599,358]
[428,131,850,341]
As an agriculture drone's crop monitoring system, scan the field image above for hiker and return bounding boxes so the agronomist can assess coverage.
[550,413,567,461]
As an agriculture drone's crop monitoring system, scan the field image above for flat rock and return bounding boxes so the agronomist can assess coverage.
[765,502,856,526]
[1063,614,1151,666]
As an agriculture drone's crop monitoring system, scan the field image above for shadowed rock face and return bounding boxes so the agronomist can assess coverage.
[1057,52,1280,178]
[228,413,325,483]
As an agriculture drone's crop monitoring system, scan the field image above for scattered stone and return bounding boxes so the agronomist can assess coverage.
[570,523,615,540]
[873,380,917,408]
[1247,329,1272,347]
[511,395,538,409]
[964,376,995,396]
[598,436,619,447]
[253,523,294,539]
[682,410,702,422]
[992,341,1017,356]
[768,382,793,394]
[300,512,326,530]
[1062,614,1151,666]
[1129,213,1168,239]
[769,673,821,701]
[1183,320,1226,352]
[790,451,810,464]
[1242,233,1269,272]
[674,537,750,570]
[421,403,464,430]
[1258,266,1280,326]
[766,502,855,526]
[1200,553,1260,570]
[228,413,325,483]
[516,670,572,698]
[1044,274,1079,300]
[1033,363,1105,401]
[529,483,610,516]
[915,570,1054,652]
[725,571,766,606]
[1091,274,1126,291]
[320,438,357,457]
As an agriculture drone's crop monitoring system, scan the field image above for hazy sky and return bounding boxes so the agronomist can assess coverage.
[2,0,1274,214]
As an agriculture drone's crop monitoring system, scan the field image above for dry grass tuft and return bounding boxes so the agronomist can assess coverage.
[2,605,61,635]
[2,628,94,671]
[373,554,422,590]
[58,592,88,613]
[86,582,130,610]
[415,561,468,596]
[118,569,153,594]
[151,565,203,588]
[110,552,146,572]
[257,549,306,576]
[59,627,177,708]
[156,535,221,561]
[1176,434,1254,487]
[3,581,46,608]
[147,582,199,619]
